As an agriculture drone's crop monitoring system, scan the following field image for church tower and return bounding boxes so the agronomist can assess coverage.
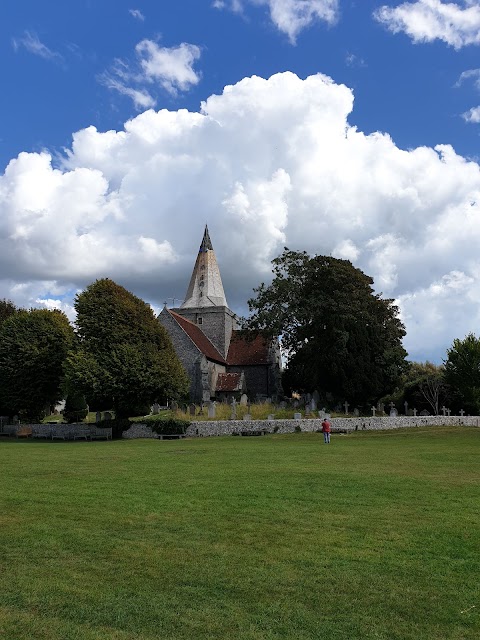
[172,226,237,358]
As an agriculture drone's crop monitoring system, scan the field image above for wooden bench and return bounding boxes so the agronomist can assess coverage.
[240,430,267,437]
[158,434,186,440]
[16,426,33,439]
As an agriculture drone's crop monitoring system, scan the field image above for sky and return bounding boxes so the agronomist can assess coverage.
[2,0,480,364]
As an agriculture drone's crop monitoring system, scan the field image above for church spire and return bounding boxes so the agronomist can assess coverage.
[181,225,228,308]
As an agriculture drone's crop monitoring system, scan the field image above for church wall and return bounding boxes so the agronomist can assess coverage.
[158,310,205,402]
[228,364,275,400]
[173,306,237,359]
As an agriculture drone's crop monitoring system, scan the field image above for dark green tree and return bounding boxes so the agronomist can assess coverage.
[63,391,89,423]
[245,249,408,406]
[0,299,21,328]
[444,333,480,413]
[402,361,456,415]
[0,309,75,420]
[64,279,188,417]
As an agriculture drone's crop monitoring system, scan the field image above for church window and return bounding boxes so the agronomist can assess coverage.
[198,317,203,325]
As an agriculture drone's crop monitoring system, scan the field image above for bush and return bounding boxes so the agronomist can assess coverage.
[149,419,191,436]
[294,425,302,433]
[64,392,88,424]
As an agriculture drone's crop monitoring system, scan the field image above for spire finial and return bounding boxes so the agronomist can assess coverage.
[199,225,213,253]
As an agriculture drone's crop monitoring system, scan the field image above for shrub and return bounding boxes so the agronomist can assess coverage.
[149,418,191,436]
[294,425,302,433]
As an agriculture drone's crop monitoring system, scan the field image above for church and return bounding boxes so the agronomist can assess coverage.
[158,226,282,403]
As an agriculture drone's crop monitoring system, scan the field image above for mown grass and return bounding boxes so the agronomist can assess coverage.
[0,427,479,640]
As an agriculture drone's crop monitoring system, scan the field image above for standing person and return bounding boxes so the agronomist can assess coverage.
[321,417,331,444]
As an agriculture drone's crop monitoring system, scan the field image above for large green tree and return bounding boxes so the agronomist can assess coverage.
[245,249,408,405]
[444,333,480,413]
[0,299,21,328]
[64,279,188,417]
[0,309,75,420]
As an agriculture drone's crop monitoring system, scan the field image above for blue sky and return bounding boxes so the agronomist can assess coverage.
[2,0,480,363]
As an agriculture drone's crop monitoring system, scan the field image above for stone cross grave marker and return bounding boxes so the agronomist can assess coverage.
[413,408,417,417]
[460,409,465,417]
[371,406,376,416]
[447,408,451,416]
[441,406,447,416]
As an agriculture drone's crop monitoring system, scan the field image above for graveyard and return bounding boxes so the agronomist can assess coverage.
[1,426,479,640]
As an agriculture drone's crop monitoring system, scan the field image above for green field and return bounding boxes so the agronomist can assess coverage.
[0,428,479,640]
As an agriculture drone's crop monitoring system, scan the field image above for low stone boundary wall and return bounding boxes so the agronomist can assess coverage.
[0,423,112,439]
[121,415,480,439]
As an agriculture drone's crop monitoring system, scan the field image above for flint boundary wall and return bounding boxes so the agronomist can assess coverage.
[122,415,480,439]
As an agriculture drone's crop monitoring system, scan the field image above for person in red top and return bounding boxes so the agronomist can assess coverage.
[321,417,331,444]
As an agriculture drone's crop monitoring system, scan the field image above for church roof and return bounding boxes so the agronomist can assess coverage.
[227,331,271,366]
[215,372,243,392]
[181,225,228,309]
[168,310,226,364]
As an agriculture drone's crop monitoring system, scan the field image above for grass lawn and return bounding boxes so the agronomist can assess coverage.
[0,427,479,640]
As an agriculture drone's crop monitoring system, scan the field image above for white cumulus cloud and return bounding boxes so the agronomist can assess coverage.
[214,0,339,43]
[2,71,480,362]
[374,0,480,49]
[135,40,202,95]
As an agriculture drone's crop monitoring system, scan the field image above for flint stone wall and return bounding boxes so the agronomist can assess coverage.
[122,415,480,439]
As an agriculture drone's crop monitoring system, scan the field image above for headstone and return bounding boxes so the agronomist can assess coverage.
[104,411,112,421]
[95,411,101,423]
[413,408,417,417]
[404,401,408,415]
[208,402,216,419]
[310,398,317,411]
[312,390,320,404]
[420,409,429,416]
[230,398,237,420]
[441,406,447,417]
[353,408,360,417]
[171,400,178,412]
[240,394,248,406]
[293,400,299,409]
[267,414,275,420]
[152,403,160,415]
[305,406,311,416]
[243,414,252,420]
[189,404,196,417]
[294,412,302,420]
[378,402,385,414]
[371,406,376,416]
[389,407,398,417]
[344,401,349,415]
[459,409,465,417]
[447,408,451,416]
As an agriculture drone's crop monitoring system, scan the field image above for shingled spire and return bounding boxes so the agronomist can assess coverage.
[181,226,228,308]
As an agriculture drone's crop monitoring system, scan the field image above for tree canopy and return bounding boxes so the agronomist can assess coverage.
[64,279,188,417]
[0,299,21,328]
[444,333,480,413]
[245,249,408,405]
[0,309,75,420]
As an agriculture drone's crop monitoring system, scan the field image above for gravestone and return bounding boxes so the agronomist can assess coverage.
[441,406,447,417]
[104,411,112,421]
[413,408,417,417]
[240,394,248,406]
[171,400,178,412]
[459,409,465,417]
[230,398,237,420]
[279,401,287,409]
[152,403,160,415]
[189,404,196,417]
[312,390,320,404]
[371,406,376,416]
[420,409,429,416]
[267,414,275,420]
[243,414,252,420]
[305,406,311,416]
[293,400,299,409]
[447,408,451,416]
[389,407,398,417]
[318,410,325,419]
[208,402,216,419]
[353,408,360,417]
[404,401,408,415]
[344,401,349,415]
[294,413,302,420]
[310,398,317,412]
[95,411,101,423]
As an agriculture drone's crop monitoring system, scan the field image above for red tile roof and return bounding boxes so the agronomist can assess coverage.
[169,311,226,364]
[227,331,270,366]
[215,372,242,392]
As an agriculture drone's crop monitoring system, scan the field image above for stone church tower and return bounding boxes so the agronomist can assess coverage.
[159,226,282,403]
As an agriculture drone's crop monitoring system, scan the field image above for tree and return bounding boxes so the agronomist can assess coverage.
[245,249,408,405]
[63,391,89,423]
[64,279,188,417]
[0,309,75,420]
[444,333,480,412]
[0,299,21,328]
[402,362,451,415]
